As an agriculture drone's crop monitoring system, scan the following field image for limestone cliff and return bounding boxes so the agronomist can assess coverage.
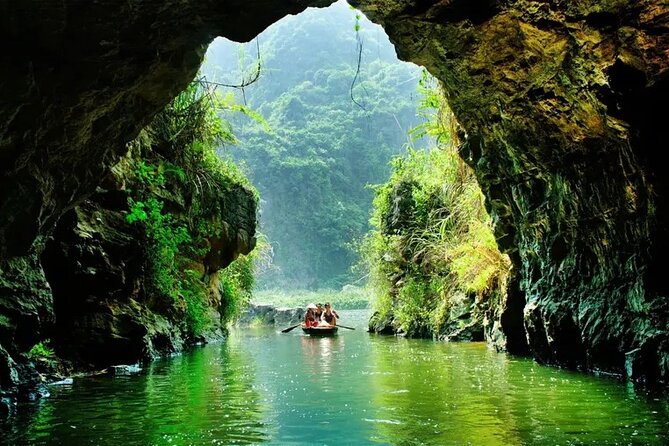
[39,145,256,367]
[1,85,258,400]
[352,0,669,381]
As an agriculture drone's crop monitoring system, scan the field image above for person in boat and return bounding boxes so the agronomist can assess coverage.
[314,303,324,321]
[321,303,338,326]
[304,303,318,327]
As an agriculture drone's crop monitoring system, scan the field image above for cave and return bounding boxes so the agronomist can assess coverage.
[1,0,668,398]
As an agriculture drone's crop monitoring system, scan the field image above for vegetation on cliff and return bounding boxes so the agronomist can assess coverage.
[362,73,511,339]
[125,78,258,338]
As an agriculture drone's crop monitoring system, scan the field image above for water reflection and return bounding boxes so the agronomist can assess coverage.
[367,338,669,445]
[1,338,267,446]
[1,310,667,446]
[299,335,342,386]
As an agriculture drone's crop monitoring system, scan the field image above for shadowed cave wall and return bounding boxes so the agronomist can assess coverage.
[1,0,668,395]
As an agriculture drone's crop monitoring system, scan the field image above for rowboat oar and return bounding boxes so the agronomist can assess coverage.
[337,325,355,330]
[281,324,301,333]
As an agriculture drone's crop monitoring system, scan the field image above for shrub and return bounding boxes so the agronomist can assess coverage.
[361,71,510,337]
[28,340,55,358]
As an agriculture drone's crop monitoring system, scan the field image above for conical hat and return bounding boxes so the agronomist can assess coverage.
[307,303,317,309]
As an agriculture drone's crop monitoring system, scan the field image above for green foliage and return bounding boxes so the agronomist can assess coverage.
[219,253,256,324]
[28,340,55,358]
[408,70,450,144]
[361,80,511,337]
[253,286,370,310]
[126,78,258,338]
[181,269,209,335]
[203,2,426,289]
[148,80,258,199]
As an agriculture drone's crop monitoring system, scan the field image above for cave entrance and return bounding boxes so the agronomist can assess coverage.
[201,0,524,348]
[200,0,517,348]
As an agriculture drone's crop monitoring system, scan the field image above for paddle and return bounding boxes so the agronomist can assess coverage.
[281,324,301,333]
[337,325,355,330]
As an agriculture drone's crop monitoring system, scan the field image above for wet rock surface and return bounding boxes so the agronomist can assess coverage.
[353,0,669,382]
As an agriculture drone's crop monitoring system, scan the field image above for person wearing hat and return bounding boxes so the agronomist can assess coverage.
[304,303,318,327]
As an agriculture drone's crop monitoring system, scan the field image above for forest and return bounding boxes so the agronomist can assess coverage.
[203,1,426,290]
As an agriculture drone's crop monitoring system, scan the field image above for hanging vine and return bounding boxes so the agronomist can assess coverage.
[202,38,262,105]
[350,12,367,110]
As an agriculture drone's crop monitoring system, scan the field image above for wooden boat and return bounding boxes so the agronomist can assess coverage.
[302,325,338,336]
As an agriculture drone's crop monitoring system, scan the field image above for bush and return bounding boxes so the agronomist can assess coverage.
[361,72,510,337]
[219,253,256,324]
[28,340,55,358]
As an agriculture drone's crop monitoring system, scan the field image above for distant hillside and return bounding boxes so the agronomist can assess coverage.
[202,0,425,289]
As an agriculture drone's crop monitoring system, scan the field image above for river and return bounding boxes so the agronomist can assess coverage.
[1,310,667,445]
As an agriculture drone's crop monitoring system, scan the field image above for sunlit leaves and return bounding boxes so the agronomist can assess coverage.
[125,79,259,335]
[363,81,510,337]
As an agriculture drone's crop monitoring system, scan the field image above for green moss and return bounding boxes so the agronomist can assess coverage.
[0,314,12,329]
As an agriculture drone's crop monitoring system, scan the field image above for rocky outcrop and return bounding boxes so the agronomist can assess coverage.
[0,0,667,385]
[0,131,257,396]
[38,142,257,368]
[368,175,498,343]
[353,0,669,381]
[0,250,54,398]
[368,311,397,335]
[236,304,304,327]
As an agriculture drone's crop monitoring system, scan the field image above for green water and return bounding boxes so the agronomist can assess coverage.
[1,310,667,445]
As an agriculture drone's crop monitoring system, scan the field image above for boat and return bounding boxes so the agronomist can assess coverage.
[301,325,338,336]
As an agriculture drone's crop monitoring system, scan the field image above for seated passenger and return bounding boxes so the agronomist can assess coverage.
[304,304,318,327]
[321,303,337,326]
[315,303,324,321]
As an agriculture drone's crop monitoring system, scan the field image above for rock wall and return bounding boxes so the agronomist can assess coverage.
[236,304,305,327]
[43,125,259,361]
[0,143,257,397]
[352,0,669,381]
[0,250,53,398]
